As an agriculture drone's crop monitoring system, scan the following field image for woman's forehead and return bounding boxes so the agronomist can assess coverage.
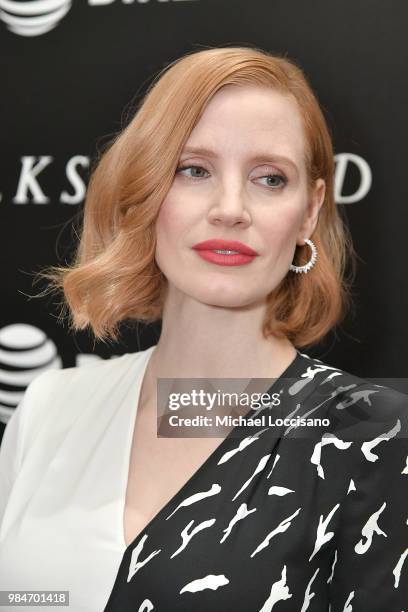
[183,85,305,170]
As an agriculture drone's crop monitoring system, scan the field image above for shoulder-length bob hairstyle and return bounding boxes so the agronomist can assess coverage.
[37,45,356,348]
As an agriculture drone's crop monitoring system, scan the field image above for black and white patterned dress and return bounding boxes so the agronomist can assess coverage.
[103,350,408,611]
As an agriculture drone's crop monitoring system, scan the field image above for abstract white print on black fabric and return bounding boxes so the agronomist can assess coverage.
[103,351,408,611]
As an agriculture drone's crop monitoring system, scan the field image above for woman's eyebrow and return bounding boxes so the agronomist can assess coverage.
[181,146,299,173]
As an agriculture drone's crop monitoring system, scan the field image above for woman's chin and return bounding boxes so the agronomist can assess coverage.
[194,290,261,310]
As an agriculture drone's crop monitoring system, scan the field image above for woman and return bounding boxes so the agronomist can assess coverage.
[0,46,407,611]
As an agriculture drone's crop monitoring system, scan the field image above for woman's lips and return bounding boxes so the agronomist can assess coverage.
[192,239,258,265]
[192,239,258,255]
[194,249,256,266]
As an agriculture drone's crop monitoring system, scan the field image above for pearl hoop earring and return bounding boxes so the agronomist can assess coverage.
[289,238,318,274]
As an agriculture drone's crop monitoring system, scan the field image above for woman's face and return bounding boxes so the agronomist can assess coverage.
[155,84,325,309]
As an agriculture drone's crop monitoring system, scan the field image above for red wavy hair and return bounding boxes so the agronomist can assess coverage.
[35,46,356,348]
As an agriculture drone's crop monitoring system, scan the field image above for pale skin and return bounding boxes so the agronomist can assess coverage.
[123,84,326,547]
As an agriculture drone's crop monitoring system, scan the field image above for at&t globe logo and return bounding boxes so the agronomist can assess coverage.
[0,0,72,37]
[0,323,62,424]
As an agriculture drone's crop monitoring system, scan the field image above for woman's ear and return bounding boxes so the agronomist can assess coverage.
[296,178,326,243]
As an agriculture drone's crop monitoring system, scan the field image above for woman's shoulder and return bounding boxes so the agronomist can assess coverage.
[8,348,152,443]
[12,351,151,426]
[27,347,149,396]
[298,351,408,439]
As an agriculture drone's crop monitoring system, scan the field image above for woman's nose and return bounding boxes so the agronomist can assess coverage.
[207,186,251,227]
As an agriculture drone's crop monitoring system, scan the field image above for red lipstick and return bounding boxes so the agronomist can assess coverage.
[192,239,258,267]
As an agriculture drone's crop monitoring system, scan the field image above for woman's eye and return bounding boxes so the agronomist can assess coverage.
[257,174,287,189]
[176,165,209,179]
[175,166,287,189]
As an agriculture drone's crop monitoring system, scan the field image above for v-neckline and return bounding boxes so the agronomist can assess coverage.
[120,344,308,553]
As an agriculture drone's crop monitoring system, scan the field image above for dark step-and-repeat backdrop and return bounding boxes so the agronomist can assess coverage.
[1,0,407,441]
